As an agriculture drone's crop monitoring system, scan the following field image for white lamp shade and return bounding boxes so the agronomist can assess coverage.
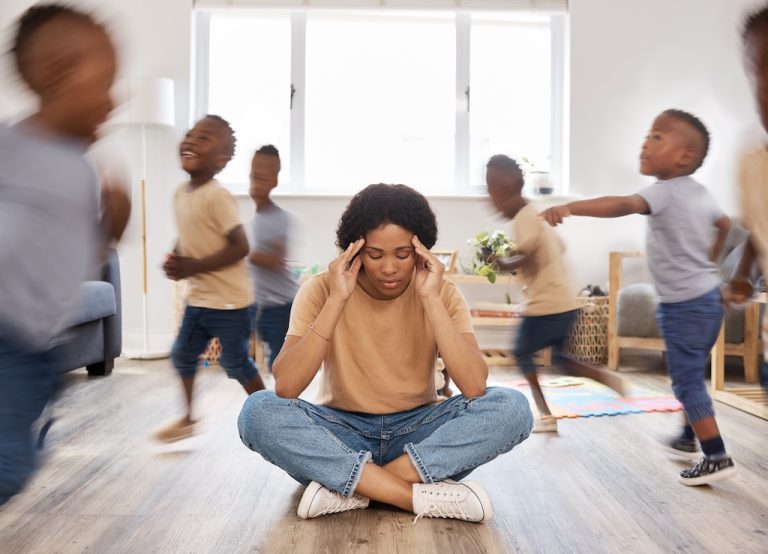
[110,77,175,127]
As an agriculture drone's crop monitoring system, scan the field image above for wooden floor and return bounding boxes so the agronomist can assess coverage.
[1,354,767,553]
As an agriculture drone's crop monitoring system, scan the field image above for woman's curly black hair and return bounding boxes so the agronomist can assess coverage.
[336,184,438,250]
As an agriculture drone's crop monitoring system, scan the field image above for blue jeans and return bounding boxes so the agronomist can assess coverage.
[172,305,259,385]
[513,310,579,375]
[238,387,533,497]
[0,335,56,505]
[657,288,723,423]
[254,302,292,370]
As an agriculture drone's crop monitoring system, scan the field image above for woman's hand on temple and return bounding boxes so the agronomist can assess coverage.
[412,235,444,299]
[328,238,365,301]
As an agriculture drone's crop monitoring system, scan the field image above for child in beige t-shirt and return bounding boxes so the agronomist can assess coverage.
[154,115,264,442]
[485,155,625,433]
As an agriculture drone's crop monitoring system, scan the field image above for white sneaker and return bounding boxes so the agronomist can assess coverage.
[297,481,369,519]
[412,481,494,523]
[532,415,558,433]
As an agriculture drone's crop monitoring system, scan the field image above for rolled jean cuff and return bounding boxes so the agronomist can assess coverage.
[404,442,433,484]
[685,401,715,424]
[174,365,197,380]
[342,450,372,497]
[227,362,257,387]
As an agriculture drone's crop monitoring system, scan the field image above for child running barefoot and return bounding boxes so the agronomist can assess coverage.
[541,109,736,486]
[485,155,626,433]
[155,115,265,442]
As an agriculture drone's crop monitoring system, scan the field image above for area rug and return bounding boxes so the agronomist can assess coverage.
[489,376,682,419]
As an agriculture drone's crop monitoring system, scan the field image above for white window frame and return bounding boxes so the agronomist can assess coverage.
[194,8,568,196]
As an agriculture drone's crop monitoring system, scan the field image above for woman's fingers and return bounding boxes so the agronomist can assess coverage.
[340,238,365,268]
[411,235,443,271]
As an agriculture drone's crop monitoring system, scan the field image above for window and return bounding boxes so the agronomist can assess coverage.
[205,11,292,186]
[196,9,565,195]
[305,13,455,193]
[469,14,552,189]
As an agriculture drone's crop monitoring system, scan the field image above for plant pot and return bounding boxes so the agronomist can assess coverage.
[529,172,553,195]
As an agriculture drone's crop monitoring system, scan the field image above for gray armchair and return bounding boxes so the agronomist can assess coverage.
[609,224,763,382]
[50,248,122,376]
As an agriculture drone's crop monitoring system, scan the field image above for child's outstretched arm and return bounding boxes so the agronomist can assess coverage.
[709,215,732,263]
[540,195,650,226]
[164,225,249,280]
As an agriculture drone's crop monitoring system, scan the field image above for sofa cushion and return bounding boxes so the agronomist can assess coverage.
[66,281,116,327]
[617,283,661,338]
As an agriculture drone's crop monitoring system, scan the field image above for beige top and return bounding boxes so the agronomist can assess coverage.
[512,203,580,316]
[174,179,253,309]
[739,148,768,277]
[287,272,475,414]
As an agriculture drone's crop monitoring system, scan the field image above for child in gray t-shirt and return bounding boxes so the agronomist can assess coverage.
[541,109,735,487]
[0,4,129,505]
[248,145,298,370]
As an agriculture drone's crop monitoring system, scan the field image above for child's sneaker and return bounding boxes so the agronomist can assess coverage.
[152,417,196,443]
[662,436,700,460]
[679,456,737,486]
[297,481,369,519]
[412,481,493,523]
[532,415,558,433]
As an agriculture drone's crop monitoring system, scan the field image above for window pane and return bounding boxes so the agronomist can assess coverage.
[305,13,455,193]
[208,13,291,190]
[469,14,551,189]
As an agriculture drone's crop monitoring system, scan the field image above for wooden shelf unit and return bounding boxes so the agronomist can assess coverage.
[448,273,552,367]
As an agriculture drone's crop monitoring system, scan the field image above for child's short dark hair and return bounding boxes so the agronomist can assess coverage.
[256,144,280,159]
[742,2,768,41]
[205,114,237,158]
[486,154,523,176]
[336,184,438,250]
[662,109,710,170]
[11,3,99,84]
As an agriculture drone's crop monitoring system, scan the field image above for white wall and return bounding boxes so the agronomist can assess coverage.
[1,0,764,352]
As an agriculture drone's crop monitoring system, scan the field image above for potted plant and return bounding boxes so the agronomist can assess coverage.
[467,230,516,283]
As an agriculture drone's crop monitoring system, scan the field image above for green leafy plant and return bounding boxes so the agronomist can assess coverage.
[467,230,516,283]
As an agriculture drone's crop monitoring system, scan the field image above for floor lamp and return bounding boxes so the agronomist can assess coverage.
[112,77,175,359]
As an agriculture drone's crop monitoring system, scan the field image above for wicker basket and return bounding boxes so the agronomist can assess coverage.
[566,296,609,364]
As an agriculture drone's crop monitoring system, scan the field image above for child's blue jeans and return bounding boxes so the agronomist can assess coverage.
[254,302,292,370]
[513,310,579,376]
[238,387,533,497]
[656,287,723,423]
[172,305,259,385]
[0,334,55,505]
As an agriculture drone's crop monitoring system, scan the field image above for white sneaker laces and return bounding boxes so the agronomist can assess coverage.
[318,493,367,516]
[413,489,470,524]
